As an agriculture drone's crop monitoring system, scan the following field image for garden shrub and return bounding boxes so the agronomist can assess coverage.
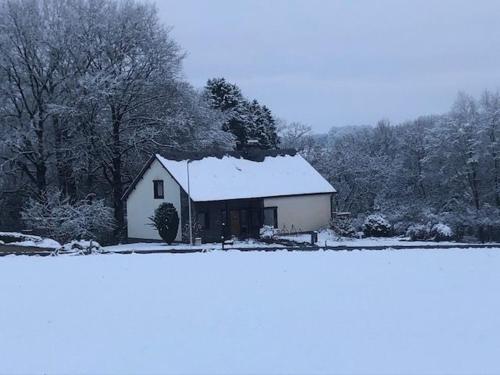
[362,214,392,237]
[22,190,115,244]
[259,225,279,239]
[430,223,453,242]
[330,217,356,238]
[150,203,179,244]
[406,224,430,241]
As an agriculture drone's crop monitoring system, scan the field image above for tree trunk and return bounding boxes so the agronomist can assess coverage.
[111,107,124,237]
[470,167,481,210]
[494,156,500,207]
[416,154,427,199]
[491,129,500,207]
[34,116,47,195]
[112,157,124,237]
[53,115,77,199]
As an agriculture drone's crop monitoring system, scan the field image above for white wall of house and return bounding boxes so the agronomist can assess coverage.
[126,159,182,241]
[263,194,332,232]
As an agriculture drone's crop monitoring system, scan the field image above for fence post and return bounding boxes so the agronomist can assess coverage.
[221,222,225,250]
[311,231,318,245]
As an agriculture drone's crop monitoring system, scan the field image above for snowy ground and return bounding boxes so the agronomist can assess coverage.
[103,232,486,254]
[104,239,285,252]
[278,229,475,247]
[1,249,500,374]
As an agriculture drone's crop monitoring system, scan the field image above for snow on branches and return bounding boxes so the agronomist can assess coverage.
[21,190,115,243]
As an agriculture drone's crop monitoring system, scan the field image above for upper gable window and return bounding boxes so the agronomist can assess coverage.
[153,180,164,199]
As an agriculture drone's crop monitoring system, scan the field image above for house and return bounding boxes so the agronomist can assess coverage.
[122,150,336,242]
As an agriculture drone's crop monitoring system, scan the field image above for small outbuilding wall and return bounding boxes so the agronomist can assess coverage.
[126,159,182,241]
[263,193,332,233]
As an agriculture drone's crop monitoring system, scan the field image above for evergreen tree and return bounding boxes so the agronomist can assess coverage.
[203,78,279,149]
[203,78,249,147]
[150,203,179,244]
[204,78,244,111]
[261,105,279,148]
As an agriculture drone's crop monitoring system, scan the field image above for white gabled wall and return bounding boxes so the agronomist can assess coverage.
[264,194,332,232]
[126,159,182,241]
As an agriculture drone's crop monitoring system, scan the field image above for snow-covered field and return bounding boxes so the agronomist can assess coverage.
[1,249,500,374]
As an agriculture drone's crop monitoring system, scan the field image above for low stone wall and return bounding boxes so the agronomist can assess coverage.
[0,244,53,256]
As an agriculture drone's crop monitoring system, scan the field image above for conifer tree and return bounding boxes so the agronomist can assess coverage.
[203,78,279,149]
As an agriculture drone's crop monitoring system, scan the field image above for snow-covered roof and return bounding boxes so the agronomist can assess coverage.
[155,153,336,202]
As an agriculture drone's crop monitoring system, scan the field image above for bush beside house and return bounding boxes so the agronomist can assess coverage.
[150,203,179,244]
[330,216,356,238]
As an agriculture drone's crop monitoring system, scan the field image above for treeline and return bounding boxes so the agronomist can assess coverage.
[282,92,500,241]
[0,0,279,239]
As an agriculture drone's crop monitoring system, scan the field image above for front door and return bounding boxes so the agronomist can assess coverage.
[229,210,240,236]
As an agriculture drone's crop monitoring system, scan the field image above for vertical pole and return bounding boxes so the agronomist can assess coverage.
[221,222,225,251]
[187,160,193,245]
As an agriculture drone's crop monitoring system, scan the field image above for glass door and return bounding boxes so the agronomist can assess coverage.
[229,210,241,236]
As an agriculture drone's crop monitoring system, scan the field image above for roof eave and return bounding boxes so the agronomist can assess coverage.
[191,190,335,203]
[121,154,158,201]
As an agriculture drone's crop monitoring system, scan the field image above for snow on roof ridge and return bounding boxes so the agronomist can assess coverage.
[154,148,298,162]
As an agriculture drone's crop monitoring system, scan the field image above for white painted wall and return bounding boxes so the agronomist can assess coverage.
[126,159,182,241]
[264,194,332,232]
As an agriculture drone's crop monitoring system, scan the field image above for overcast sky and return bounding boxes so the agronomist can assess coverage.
[156,0,500,132]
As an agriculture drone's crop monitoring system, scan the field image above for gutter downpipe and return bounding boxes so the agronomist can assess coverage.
[187,159,193,246]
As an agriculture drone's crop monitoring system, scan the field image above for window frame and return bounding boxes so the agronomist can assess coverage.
[263,207,278,228]
[197,211,210,230]
[153,180,164,199]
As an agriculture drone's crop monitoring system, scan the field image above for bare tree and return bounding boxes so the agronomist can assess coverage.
[278,121,313,151]
[479,90,500,207]
[0,0,58,194]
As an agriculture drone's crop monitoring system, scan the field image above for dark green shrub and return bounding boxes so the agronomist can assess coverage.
[150,203,179,244]
[362,214,392,237]
[406,224,430,241]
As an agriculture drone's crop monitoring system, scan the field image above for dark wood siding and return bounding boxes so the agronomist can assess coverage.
[192,199,264,243]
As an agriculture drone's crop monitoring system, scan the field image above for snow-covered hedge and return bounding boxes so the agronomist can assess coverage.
[430,223,453,242]
[406,224,430,241]
[362,214,392,237]
[406,222,454,242]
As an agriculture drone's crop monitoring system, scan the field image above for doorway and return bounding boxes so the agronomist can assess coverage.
[226,208,262,238]
[229,210,241,236]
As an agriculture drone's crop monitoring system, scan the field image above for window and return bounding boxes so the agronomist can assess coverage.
[263,207,278,228]
[197,211,209,230]
[153,180,164,199]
